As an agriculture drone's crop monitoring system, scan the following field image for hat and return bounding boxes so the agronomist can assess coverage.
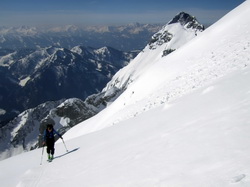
[47,124,53,129]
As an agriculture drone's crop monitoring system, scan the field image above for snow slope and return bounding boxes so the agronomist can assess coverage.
[1,1,250,186]
[1,68,250,186]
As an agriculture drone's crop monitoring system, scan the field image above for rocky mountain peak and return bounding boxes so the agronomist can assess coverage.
[148,12,204,52]
[168,12,205,31]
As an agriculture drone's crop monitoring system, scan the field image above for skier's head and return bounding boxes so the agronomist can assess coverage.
[47,124,53,131]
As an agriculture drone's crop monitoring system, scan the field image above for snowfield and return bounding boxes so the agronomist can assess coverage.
[1,0,250,186]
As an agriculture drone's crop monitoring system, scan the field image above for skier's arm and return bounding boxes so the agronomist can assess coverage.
[53,129,63,139]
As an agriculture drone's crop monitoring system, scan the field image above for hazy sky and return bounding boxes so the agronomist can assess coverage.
[0,0,246,26]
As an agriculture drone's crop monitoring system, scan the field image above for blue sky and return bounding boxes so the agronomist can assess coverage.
[0,0,246,26]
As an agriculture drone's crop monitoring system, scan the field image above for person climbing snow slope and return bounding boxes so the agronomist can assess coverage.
[43,124,62,161]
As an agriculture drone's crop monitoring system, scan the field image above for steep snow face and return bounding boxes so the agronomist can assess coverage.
[103,12,204,94]
[7,65,250,187]
[64,1,250,138]
[1,63,250,186]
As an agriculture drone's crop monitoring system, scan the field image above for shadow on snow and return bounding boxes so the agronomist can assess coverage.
[54,147,80,159]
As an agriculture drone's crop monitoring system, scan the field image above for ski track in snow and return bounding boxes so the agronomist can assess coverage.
[16,148,79,187]
[17,166,46,187]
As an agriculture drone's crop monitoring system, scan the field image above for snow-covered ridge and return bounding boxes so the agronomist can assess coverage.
[103,12,204,97]
[0,26,38,35]
[64,1,250,138]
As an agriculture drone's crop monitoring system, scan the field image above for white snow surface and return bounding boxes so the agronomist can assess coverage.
[19,76,31,87]
[1,1,250,186]
[0,109,6,115]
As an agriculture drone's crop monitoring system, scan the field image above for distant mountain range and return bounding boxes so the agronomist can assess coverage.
[0,46,138,125]
[0,23,161,51]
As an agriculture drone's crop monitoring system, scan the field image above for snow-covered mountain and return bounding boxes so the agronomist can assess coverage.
[0,23,161,51]
[1,1,250,185]
[0,12,203,160]
[0,46,137,124]
[89,12,205,115]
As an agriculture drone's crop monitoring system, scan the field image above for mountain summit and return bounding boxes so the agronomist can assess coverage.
[101,12,204,105]
[148,12,204,51]
[168,12,205,31]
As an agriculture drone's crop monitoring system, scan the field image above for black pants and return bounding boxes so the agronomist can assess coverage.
[46,138,55,155]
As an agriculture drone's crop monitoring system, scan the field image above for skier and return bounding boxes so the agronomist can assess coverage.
[43,124,62,161]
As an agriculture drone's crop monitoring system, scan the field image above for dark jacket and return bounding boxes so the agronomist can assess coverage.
[43,128,61,142]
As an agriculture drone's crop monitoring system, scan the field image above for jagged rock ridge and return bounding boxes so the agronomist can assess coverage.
[168,12,205,31]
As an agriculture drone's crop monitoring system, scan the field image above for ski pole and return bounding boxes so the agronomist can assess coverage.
[62,138,68,152]
[40,146,44,165]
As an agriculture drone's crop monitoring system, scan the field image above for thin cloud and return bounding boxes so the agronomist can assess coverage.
[0,8,234,26]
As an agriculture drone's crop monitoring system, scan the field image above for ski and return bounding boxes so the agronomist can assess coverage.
[47,158,53,162]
